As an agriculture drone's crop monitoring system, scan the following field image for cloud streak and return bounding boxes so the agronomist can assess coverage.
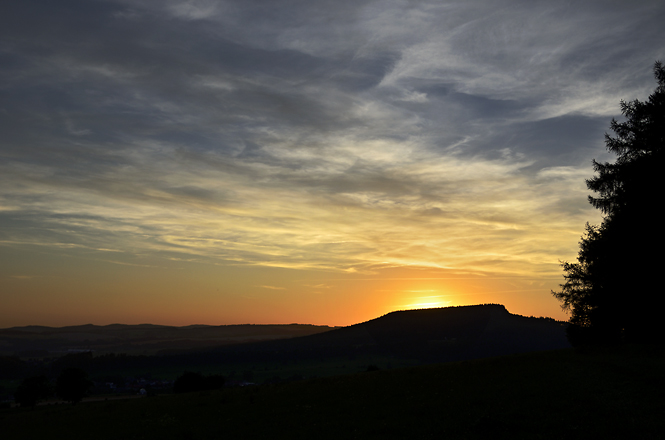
[1,0,662,282]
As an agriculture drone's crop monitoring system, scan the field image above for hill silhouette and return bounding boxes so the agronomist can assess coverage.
[1,305,570,381]
[192,304,570,364]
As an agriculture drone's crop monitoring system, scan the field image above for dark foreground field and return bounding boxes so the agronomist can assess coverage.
[3,345,664,440]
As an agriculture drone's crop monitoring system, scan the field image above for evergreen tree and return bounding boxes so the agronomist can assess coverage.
[553,62,665,344]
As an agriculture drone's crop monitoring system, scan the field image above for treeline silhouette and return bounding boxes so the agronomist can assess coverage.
[552,61,665,345]
[12,367,93,407]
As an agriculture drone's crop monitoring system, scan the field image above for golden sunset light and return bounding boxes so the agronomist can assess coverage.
[0,0,661,328]
[400,292,453,311]
[3,4,664,438]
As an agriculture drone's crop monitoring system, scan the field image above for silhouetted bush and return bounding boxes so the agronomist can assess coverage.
[56,368,92,404]
[173,371,204,393]
[206,374,226,390]
[173,372,225,394]
[14,375,51,407]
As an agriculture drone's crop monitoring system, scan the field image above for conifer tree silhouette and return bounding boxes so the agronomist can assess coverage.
[553,62,665,344]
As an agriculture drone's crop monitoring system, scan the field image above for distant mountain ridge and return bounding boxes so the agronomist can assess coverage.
[0,323,335,357]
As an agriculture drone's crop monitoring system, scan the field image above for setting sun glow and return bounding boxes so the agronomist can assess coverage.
[400,291,453,311]
[3,0,656,329]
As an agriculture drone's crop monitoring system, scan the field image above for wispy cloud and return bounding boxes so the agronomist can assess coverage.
[257,285,287,291]
[0,0,661,282]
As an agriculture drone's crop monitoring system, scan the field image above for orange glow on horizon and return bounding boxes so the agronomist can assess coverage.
[396,288,456,311]
[0,251,570,328]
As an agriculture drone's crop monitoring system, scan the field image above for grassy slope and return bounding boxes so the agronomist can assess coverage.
[2,345,664,440]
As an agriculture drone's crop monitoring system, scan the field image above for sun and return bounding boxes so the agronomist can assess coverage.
[400,290,452,311]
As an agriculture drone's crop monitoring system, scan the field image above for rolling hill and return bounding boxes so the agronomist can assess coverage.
[0,305,570,385]
[183,304,570,364]
[0,323,335,357]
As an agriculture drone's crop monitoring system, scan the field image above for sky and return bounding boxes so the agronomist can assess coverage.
[1,0,663,328]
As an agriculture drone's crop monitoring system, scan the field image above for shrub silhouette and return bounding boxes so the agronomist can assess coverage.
[14,375,51,408]
[56,368,92,404]
[173,372,225,394]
